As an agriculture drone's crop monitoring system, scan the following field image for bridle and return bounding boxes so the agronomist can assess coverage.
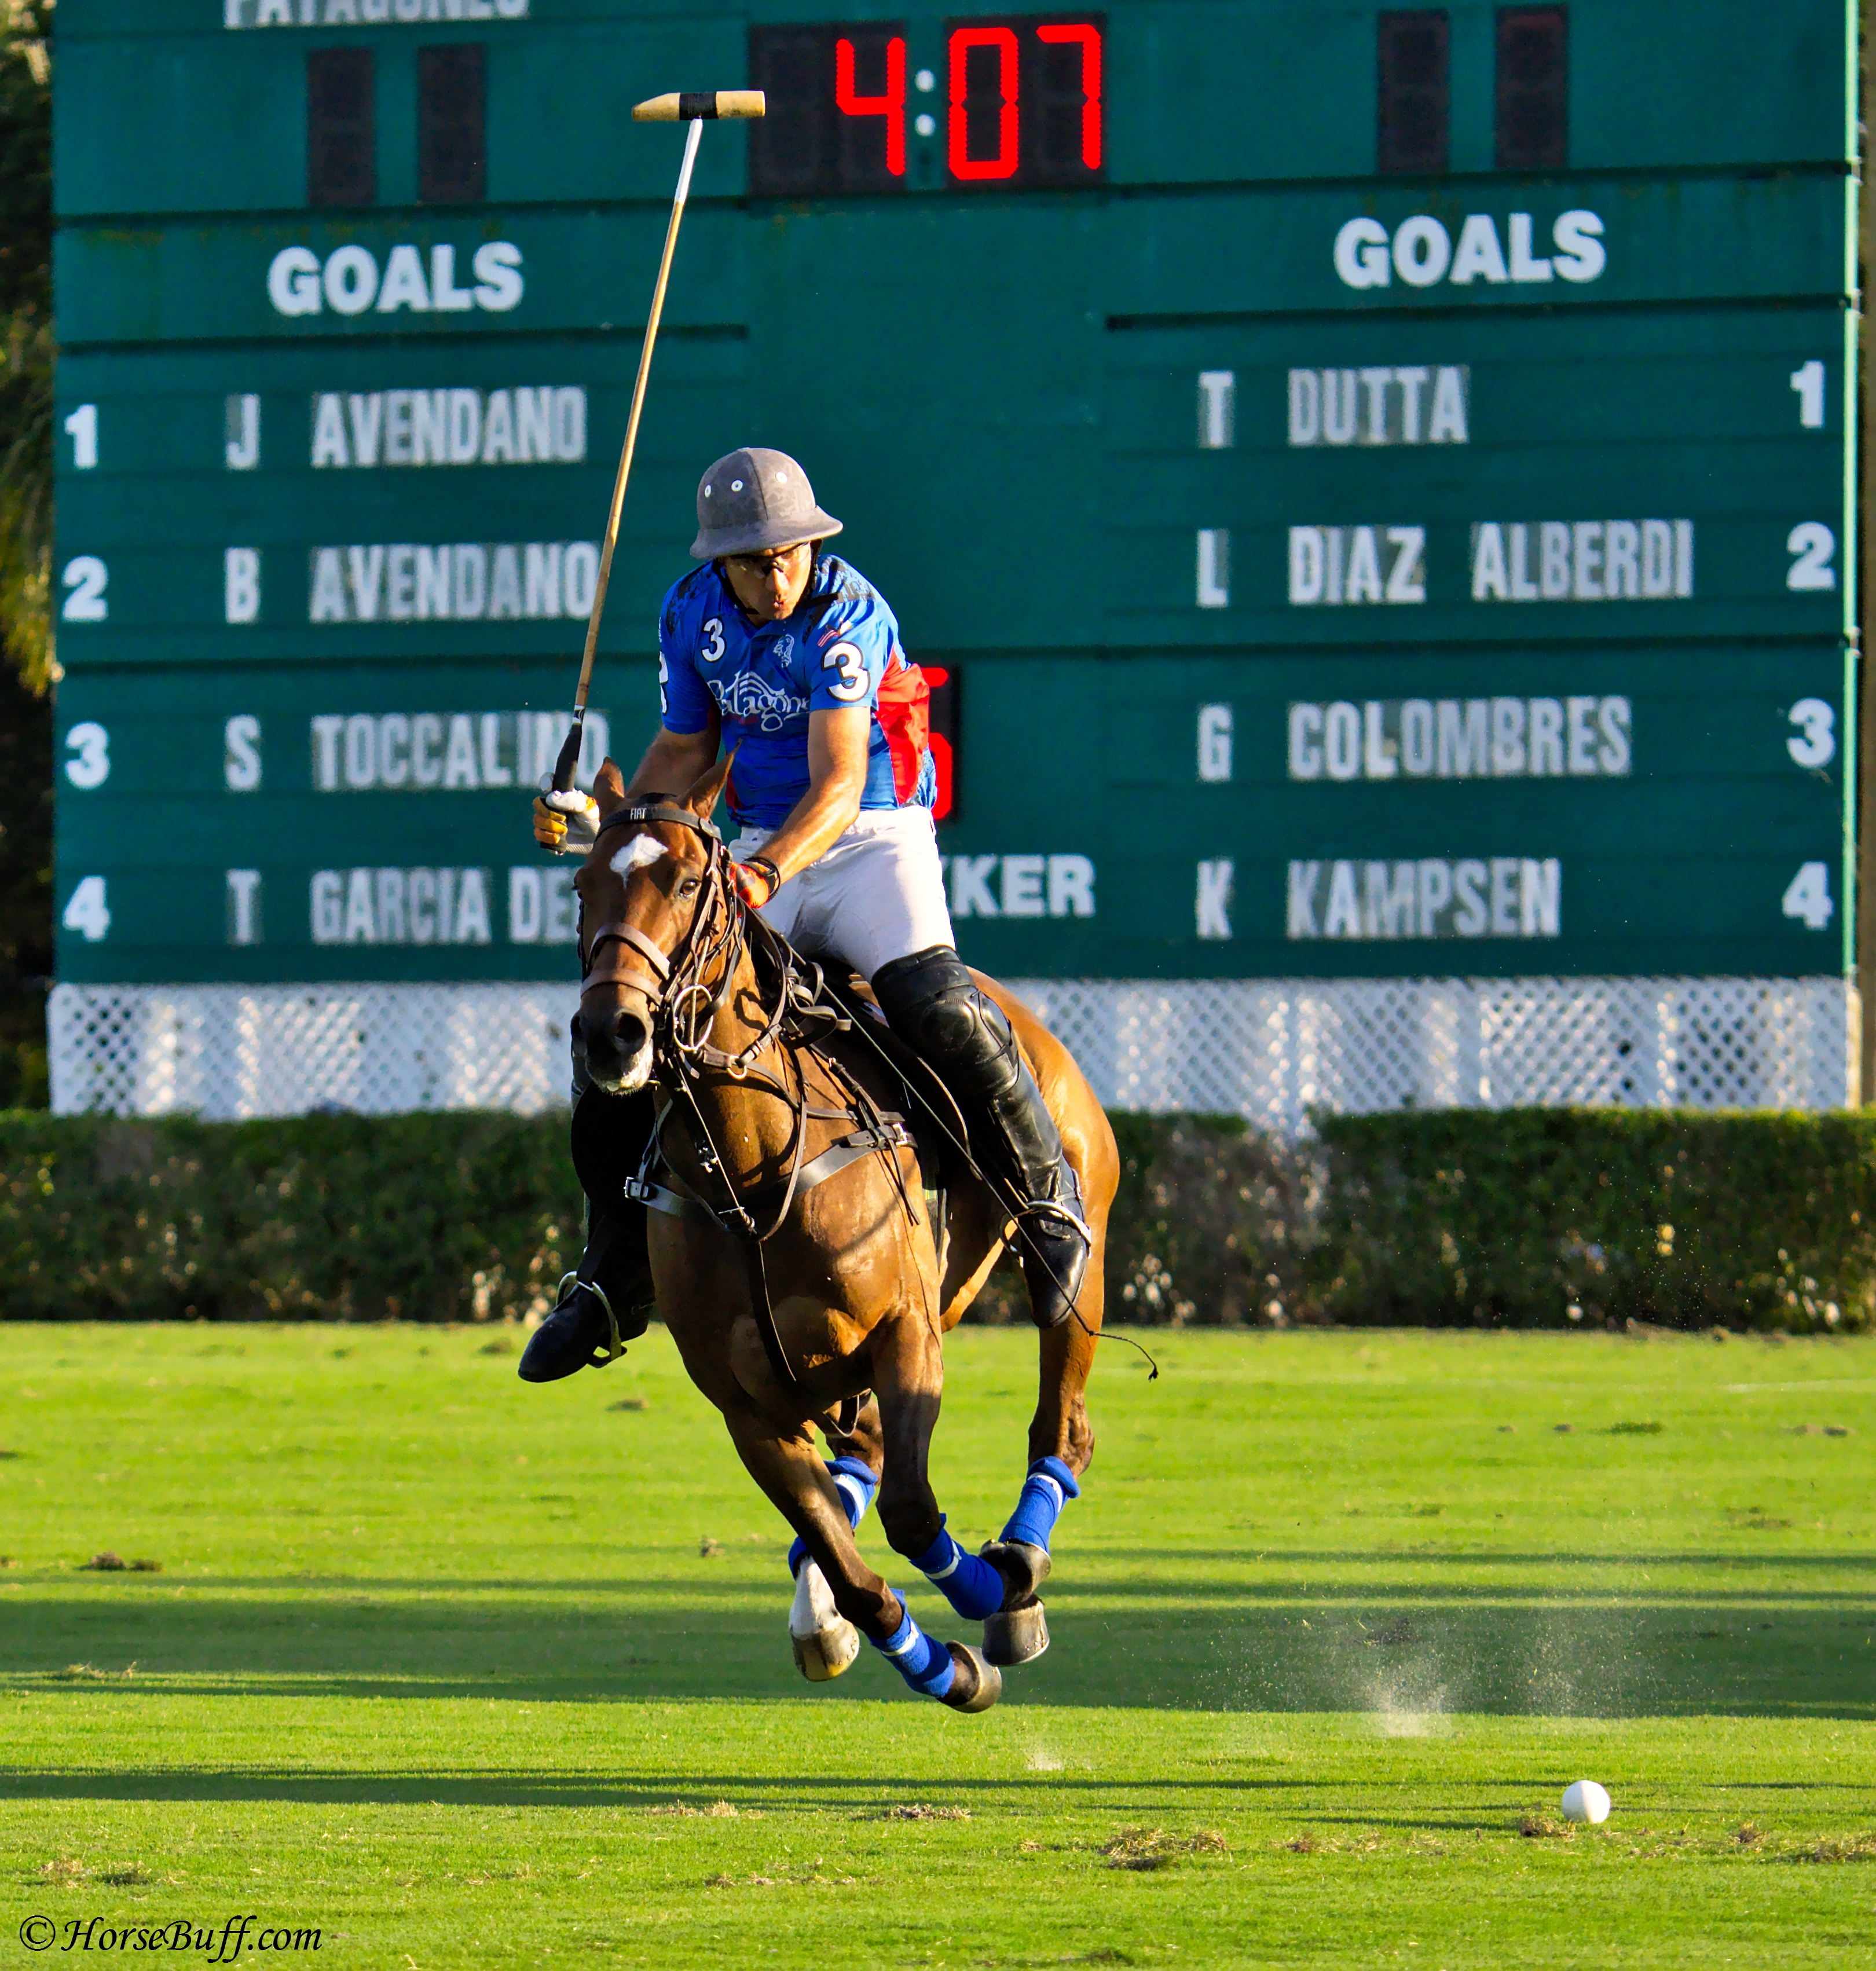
[579,796,733,1025]
[578,799,812,1087]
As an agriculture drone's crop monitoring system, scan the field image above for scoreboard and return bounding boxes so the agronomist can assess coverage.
[51,3,1857,1027]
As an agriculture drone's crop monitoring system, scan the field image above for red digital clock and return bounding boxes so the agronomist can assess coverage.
[749,14,1106,198]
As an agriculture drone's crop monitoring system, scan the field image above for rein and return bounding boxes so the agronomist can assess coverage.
[579,801,906,1401]
[578,800,1159,1389]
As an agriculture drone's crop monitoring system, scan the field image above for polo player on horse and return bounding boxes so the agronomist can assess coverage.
[522,446,1093,1376]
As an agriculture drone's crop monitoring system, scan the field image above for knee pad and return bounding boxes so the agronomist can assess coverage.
[874,946,1021,1094]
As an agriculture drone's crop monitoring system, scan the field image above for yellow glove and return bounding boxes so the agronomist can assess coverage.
[533,789,599,855]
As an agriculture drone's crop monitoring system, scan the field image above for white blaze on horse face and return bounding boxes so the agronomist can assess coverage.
[609,834,666,878]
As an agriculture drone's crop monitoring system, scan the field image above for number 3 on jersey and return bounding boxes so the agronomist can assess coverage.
[822,639,869,702]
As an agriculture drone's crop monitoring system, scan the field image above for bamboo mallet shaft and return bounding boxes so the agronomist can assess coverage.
[550,90,767,793]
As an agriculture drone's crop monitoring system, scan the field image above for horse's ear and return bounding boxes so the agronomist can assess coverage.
[592,757,626,817]
[684,750,733,822]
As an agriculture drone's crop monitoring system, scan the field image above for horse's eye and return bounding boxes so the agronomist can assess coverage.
[677,877,701,899]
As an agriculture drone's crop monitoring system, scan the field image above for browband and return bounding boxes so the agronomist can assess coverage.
[595,801,722,843]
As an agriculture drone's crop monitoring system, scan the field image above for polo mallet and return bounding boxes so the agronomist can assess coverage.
[549,89,767,797]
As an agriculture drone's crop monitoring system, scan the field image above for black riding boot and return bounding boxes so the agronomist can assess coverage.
[873,945,1090,1330]
[518,1085,658,1383]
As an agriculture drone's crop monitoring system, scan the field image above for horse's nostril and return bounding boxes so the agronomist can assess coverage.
[580,1005,648,1072]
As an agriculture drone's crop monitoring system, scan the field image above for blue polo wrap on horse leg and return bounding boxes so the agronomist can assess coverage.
[872,1596,956,1699]
[1000,1456,1080,1552]
[828,1456,878,1526]
[788,1457,880,1578]
[909,1514,1005,1620]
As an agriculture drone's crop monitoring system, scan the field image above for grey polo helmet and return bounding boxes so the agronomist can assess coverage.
[690,446,843,559]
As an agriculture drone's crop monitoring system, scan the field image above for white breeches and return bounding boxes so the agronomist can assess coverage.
[731,807,955,984]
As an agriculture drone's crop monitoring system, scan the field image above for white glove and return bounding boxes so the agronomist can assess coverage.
[533,789,599,855]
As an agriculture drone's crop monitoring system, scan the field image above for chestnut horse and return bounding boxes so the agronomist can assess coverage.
[573,757,1118,1713]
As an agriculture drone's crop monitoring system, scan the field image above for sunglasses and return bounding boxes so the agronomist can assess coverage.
[725,542,813,578]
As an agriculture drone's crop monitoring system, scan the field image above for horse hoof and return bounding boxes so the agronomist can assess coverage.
[791,1619,860,1683]
[940,1643,1002,1713]
[983,1598,1050,1666]
[979,1538,1052,1606]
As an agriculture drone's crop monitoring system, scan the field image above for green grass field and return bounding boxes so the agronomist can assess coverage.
[1,1322,1872,1968]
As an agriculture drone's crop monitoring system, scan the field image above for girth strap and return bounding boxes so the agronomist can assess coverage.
[622,1173,715,1225]
[742,1122,914,1218]
[625,1120,914,1236]
[625,1115,915,1400]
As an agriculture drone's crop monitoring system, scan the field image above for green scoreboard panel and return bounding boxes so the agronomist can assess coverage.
[53,0,1857,990]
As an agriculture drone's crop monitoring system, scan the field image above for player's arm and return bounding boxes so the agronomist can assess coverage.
[533,613,723,852]
[735,706,869,898]
[731,595,886,897]
[532,720,720,853]
[625,718,720,802]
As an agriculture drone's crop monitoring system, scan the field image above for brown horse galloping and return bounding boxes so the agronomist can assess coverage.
[573,756,1119,1712]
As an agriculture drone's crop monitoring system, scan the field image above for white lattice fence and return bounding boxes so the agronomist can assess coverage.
[50,984,577,1120]
[49,977,1856,1131]
[1010,977,1857,1132]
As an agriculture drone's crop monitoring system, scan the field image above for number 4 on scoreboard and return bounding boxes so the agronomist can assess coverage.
[836,31,906,177]
[1782,862,1834,932]
[62,875,112,943]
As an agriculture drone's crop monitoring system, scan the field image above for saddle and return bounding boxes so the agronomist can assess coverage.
[620,949,975,1422]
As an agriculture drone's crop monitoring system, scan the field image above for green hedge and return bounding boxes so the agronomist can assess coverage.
[0,1108,1869,1331]
[1308,1108,1876,1333]
[0,1113,578,1322]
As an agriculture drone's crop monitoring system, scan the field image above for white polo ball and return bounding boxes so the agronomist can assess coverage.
[1562,1779,1611,1824]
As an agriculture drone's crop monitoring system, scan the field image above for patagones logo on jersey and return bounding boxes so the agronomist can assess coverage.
[710,671,807,733]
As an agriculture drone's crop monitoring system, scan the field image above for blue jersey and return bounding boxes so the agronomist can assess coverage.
[658,554,936,830]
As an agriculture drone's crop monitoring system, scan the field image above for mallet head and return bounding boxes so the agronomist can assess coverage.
[633,91,766,122]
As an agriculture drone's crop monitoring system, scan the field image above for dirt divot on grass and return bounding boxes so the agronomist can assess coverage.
[1519,1813,1575,1839]
[878,1804,971,1822]
[1101,1826,1229,1870]
[1790,1833,1876,1863]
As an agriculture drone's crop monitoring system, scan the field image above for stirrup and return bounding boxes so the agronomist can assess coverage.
[555,1270,626,1369]
[1020,1196,1092,1248]
[1014,1192,1091,1331]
